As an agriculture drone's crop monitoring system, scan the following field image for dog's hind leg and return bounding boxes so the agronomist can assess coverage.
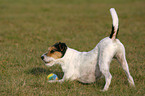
[115,45,135,87]
[98,53,113,91]
[101,70,112,91]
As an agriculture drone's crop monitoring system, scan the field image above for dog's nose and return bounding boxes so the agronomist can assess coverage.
[41,56,44,60]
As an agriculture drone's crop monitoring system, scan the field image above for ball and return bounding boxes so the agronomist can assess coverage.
[47,73,58,80]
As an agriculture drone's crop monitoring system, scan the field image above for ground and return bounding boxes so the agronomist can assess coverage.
[0,0,144,95]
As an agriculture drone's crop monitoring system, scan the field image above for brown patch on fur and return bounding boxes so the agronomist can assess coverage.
[46,46,63,59]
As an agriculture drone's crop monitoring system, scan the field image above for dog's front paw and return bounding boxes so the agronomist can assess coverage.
[48,80,58,83]
[48,79,64,83]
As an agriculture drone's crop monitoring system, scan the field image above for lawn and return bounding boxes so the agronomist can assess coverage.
[0,0,144,95]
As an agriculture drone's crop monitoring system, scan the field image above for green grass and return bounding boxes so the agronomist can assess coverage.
[0,0,145,95]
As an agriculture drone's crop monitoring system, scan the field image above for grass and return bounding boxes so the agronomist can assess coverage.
[0,0,145,95]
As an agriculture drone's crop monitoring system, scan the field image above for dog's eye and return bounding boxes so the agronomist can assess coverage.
[50,50,55,53]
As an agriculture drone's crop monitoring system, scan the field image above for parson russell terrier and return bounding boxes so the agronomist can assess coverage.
[41,8,135,91]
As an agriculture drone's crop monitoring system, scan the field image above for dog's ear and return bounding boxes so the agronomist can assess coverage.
[53,42,67,52]
[53,42,67,57]
[58,42,67,52]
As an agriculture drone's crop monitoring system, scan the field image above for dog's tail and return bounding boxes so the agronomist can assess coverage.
[109,8,119,40]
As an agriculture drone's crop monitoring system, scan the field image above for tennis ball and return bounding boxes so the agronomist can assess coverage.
[47,73,58,80]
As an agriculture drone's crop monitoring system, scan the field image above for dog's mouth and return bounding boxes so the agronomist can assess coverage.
[41,57,53,64]
[41,55,55,66]
[44,60,52,64]
[45,61,55,67]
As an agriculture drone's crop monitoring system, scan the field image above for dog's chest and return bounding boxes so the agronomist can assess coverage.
[62,48,98,82]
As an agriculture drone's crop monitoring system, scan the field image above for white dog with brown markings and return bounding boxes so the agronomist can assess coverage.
[41,8,135,91]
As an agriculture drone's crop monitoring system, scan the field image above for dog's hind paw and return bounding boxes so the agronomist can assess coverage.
[100,89,108,92]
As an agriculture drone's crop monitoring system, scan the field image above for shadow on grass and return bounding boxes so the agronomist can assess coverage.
[26,67,64,79]
[78,78,105,90]
[26,67,104,88]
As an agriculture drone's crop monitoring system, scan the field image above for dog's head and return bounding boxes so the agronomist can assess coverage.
[41,42,67,66]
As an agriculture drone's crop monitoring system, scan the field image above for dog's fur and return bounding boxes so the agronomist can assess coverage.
[41,8,135,91]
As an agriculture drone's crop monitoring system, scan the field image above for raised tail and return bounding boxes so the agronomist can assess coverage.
[109,8,119,40]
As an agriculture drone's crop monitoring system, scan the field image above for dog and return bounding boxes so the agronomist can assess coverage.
[41,8,135,91]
